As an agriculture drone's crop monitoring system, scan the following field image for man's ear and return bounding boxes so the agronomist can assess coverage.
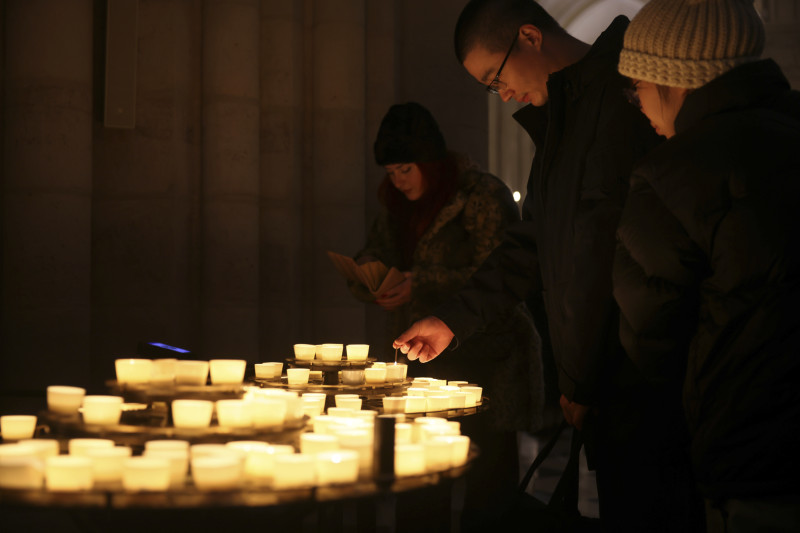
[518,24,542,52]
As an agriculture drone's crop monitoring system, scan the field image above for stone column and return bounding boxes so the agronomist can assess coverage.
[258,0,306,358]
[1,0,93,404]
[309,0,367,344]
[201,0,260,359]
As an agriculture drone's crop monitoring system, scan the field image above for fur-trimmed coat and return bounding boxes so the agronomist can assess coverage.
[352,164,544,432]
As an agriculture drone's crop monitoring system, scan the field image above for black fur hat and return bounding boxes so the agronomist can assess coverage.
[374,102,447,165]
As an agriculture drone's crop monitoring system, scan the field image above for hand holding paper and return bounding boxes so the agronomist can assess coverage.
[327,251,407,297]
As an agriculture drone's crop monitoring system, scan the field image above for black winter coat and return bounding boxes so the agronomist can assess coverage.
[613,59,800,501]
[437,17,658,406]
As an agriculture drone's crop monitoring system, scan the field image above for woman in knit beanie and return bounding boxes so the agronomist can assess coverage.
[348,102,545,527]
[614,1,800,532]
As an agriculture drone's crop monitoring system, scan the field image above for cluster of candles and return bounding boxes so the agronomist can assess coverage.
[0,407,470,492]
[382,378,483,414]
[0,343,478,493]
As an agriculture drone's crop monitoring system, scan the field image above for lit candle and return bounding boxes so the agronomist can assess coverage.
[272,453,316,490]
[300,433,339,455]
[191,454,242,491]
[423,439,452,472]
[394,444,425,477]
[45,456,94,491]
[315,450,359,485]
[86,446,132,484]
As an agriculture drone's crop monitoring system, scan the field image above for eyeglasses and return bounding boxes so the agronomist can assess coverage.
[623,80,641,109]
[486,33,518,95]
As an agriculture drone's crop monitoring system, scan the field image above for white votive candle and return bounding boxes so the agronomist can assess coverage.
[404,396,427,414]
[364,367,386,384]
[382,396,407,414]
[191,455,242,491]
[81,395,124,426]
[316,450,359,485]
[215,399,253,428]
[395,444,426,477]
[294,344,316,360]
[46,385,86,415]
[1,415,37,441]
[45,456,93,491]
[385,363,407,382]
[287,368,310,386]
[86,446,132,484]
[172,399,214,429]
[300,433,339,455]
[432,435,471,467]
[174,360,209,386]
[241,444,294,486]
[423,439,452,472]
[336,429,373,478]
[248,397,287,428]
[209,359,247,385]
[272,453,316,490]
[345,344,369,361]
[144,448,189,487]
[115,358,153,385]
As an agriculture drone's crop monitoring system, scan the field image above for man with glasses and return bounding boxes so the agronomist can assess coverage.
[392,1,699,531]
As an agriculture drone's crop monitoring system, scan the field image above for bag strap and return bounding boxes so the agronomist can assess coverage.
[518,420,569,494]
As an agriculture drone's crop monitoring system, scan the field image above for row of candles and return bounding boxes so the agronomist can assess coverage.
[0,412,470,492]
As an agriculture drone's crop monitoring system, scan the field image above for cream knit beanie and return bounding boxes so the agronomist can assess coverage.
[618,0,765,88]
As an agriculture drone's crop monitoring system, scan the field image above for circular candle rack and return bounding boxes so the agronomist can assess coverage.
[0,445,479,510]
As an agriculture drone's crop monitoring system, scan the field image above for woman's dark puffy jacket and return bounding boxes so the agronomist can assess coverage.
[614,59,800,501]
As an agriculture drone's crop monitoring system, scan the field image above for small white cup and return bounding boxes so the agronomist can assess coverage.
[1,415,37,441]
[115,358,154,385]
[426,395,450,412]
[432,435,470,467]
[122,456,171,492]
[300,433,339,455]
[382,396,407,414]
[293,344,317,361]
[460,385,483,403]
[45,456,93,491]
[341,369,365,385]
[345,344,369,361]
[143,448,189,487]
[316,450,359,485]
[151,358,177,385]
[364,367,386,384]
[385,363,408,382]
[287,368,310,386]
[248,397,288,428]
[86,446,132,484]
[254,362,283,379]
[175,360,210,386]
[395,444,426,477]
[17,439,59,459]
[404,396,427,414]
[81,395,124,425]
[215,399,253,428]
[423,439,452,472]
[334,394,362,410]
[318,343,343,362]
[47,385,86,415]
[209,359,247,385]
[272,453,315,490]
[172,399,214,428]
[191,455,242,491]
[0,446,44,489]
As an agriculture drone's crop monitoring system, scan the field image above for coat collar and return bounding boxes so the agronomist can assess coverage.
[415,170,481,250]
[675,59,792,135]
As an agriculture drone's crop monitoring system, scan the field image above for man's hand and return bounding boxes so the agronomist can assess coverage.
[393,316,455,363]
[560,394,590,431]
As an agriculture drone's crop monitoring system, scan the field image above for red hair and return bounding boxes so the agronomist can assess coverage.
[378,153,460,268]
